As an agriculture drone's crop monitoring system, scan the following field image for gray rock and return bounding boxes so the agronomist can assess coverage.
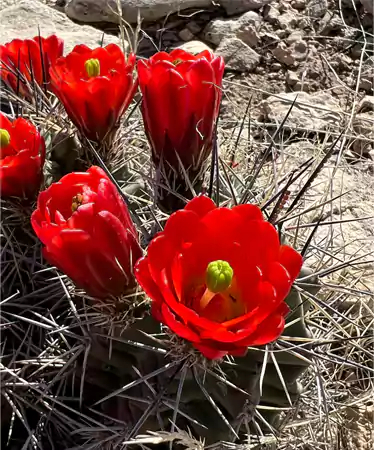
[298,17,310,28]
[286,30,305,44]
[291,39,309,61]
[238,10,263,28]
[336,54,353,72]
[220,0,272,15]
[360,0,373,14]
[254,65,266,74]
[65,0,211,24]
[204,11,262,46]
[237,25,260,47]
[178,28,195,42]
[306,0,328,18]
[1,0,20,8]
[261,31,281,46]
[215,37,260,72]
[291,0,306,9]
[271,62,282,71]
[176,40,213,54]
[186,21,202,35]
[261,91,343,132]
[278,9,300,30]
[273,42,295,66]
[204,19,240,46]
[357,96,374,114]
[352,113,374,156]
[286,70,300,86]
[0,0,121,52]
[361,57,374,91]
[359,78,373,92]
[351,43,364,59]
[265,2,300,29]
[275,28,288,39]
[294,80,307,91]
[264,4,280,23]
[319,12,343,35]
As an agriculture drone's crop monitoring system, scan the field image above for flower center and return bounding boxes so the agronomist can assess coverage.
[200,260,233,310]
[85,58,100,78]
[172,58,183,66]
[206,260,233,293]
[71,193,83,212]
[0,128,10,148]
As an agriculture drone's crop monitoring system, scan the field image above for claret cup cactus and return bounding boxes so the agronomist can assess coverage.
[2,31,366,450]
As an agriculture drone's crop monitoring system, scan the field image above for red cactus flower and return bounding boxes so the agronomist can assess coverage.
[0,35,64,97]
[31,166,142,299]
[138,49,224,173]
[135,196,303,360]
[0,113,45,199]
[50,44,137,142]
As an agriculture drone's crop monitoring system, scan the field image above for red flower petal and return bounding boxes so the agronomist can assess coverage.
[184,195,216,218]
[138,50,224,176]
[278,245,303,281]
[135,196,303,360]
[31,166,140,299]
[163,209,203,247]
[147,234,176,285]
[150,51,173,63]
[0,114,44,199]
[0,114,12,130]
[201,207,243,242]
[168,49,197,62]
[50,44,135,141]
[135,257,164,306]
[227,347,248,357]
[242,314,285,346]
[159,268,222,333]
[197,50,214,62]
[193,343,227,360]
[0,35,63,96]
[231,203,264,222]
[161,303,201,343]
[266,261,292,300]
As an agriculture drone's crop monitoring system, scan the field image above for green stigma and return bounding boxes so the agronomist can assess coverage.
[85,58,100,78]
[172,58,183,66]
[0,128,10,148]
[206,260,233,294]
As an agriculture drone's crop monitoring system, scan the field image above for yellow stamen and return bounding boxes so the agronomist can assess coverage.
[0,129,10,148]
[200,288,216,310]
[71,193,83,212]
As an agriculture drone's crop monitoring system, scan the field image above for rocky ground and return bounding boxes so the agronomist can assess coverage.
[1,0,373,449]
[2,0,373,160]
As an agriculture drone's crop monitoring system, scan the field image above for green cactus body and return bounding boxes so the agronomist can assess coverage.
[81,266,320,445]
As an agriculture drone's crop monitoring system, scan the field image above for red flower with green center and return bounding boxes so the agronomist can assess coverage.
[50,44,137,142]
[0,113,45,199]
[0,35,63,97]
[138,49,224,174]
[135,196,303,360]
[31,166,142,299]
